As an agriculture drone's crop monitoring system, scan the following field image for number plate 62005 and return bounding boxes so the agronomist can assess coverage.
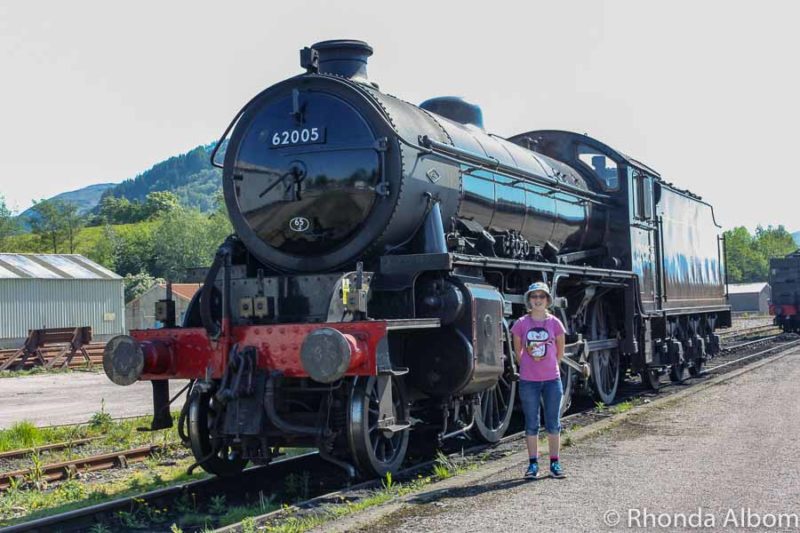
[269,127,327,148]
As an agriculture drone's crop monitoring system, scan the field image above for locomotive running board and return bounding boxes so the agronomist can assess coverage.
[383,318,441,330]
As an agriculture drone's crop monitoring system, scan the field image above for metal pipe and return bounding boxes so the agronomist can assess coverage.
[439,411,476,441]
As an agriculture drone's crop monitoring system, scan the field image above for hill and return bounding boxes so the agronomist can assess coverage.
[18,182,115,225]
[101,144,223,212]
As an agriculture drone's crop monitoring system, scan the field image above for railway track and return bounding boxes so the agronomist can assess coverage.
[0,437,101,462]
[718,323,779,340]
[0,445,163,491]
[4,333,798,533]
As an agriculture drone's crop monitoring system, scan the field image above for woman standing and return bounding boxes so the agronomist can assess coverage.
[510,281,566,479]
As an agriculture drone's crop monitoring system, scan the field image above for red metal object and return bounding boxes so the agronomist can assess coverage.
[130,321,386,380]
[770,304,797,317]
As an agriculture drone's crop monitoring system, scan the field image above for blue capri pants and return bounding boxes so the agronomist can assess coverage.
[519,378,563,436]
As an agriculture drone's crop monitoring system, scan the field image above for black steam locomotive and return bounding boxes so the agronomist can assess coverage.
[103,40,731,478]
[769,250,800,332]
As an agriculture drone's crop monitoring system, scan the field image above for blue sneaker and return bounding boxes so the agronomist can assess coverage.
[524,462,539,479]
[550,460,565,478]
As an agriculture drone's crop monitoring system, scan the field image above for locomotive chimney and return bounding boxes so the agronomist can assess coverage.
[302,39,373,82]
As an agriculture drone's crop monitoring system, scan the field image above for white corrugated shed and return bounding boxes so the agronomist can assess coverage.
[0,254,125,348]
[728,282,771,314]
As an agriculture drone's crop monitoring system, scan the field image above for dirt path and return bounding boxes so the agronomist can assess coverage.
[346,349,800,532]
[0,372,189,428]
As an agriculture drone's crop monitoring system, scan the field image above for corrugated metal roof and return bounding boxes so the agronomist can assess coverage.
[0,254,121,280]
[728,282,770,294]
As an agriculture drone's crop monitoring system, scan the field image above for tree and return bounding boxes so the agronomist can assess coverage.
[110,223,156,276]
[0,195,19,251]
[85,224,116,268]
[151,208,214,279]
[60,202,85,253]
[95,196,144,225]
[143,191,180,219]
[723,225,798,283]
[753,225,796,262]
[123,271,163,303]
[29,199,69,253]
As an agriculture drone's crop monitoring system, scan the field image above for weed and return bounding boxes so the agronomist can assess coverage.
[259,491,275,513]
[594,401,606,412]
[381,471,394,491]
[611,400,634,414]
[432,451,456,480]
[209,494,227,515]
[562,431,574,448]
[0,421,42,450]
[88,524,112,533]
[116,509,148,529]
[175,492,193,514]
[27,451,46,490]
[242,516,257,533]
[89,400,113,430]
[284,472,310,501]
[170,524,184,533]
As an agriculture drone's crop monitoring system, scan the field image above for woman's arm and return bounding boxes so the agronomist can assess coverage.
[555,333,565,364]
[513,334,524,365]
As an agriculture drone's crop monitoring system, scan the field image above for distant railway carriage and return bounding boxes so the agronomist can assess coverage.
[103,40,731,479]
[769,250,800,332]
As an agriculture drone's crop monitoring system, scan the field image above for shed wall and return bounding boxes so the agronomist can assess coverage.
[728,287,771,314]
[0,278,125,348]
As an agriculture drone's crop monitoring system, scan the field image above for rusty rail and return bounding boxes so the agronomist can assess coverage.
[719,324,780,340]
[0,437,102,461]
[0,445,161,490]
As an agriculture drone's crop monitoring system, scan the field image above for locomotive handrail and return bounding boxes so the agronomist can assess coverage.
[417,135,612,206]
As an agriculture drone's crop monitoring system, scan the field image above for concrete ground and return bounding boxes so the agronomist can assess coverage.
[354,349,800,532]
[0,372,189,428]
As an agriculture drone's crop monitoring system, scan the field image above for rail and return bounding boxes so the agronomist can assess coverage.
[0,445,162,491]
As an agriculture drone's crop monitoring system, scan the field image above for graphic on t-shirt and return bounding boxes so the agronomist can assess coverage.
[526,327,550,360]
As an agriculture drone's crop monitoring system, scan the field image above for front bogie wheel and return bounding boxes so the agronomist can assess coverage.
[347,376,410,477]
[187,388,247,477]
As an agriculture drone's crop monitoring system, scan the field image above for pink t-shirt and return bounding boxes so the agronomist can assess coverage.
[511,314,566,382]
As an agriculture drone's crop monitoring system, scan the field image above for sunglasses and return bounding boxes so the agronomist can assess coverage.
[529,293,548,300]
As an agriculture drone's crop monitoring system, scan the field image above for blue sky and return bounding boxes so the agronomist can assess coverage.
[1,1,797,232]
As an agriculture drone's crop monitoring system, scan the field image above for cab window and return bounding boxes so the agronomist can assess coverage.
[576,144,619,190]
[630,168,654,221]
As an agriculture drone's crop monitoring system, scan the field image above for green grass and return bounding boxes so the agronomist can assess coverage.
[0,367,80,380]
[611,400,634,414]
[0,455,202,526]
